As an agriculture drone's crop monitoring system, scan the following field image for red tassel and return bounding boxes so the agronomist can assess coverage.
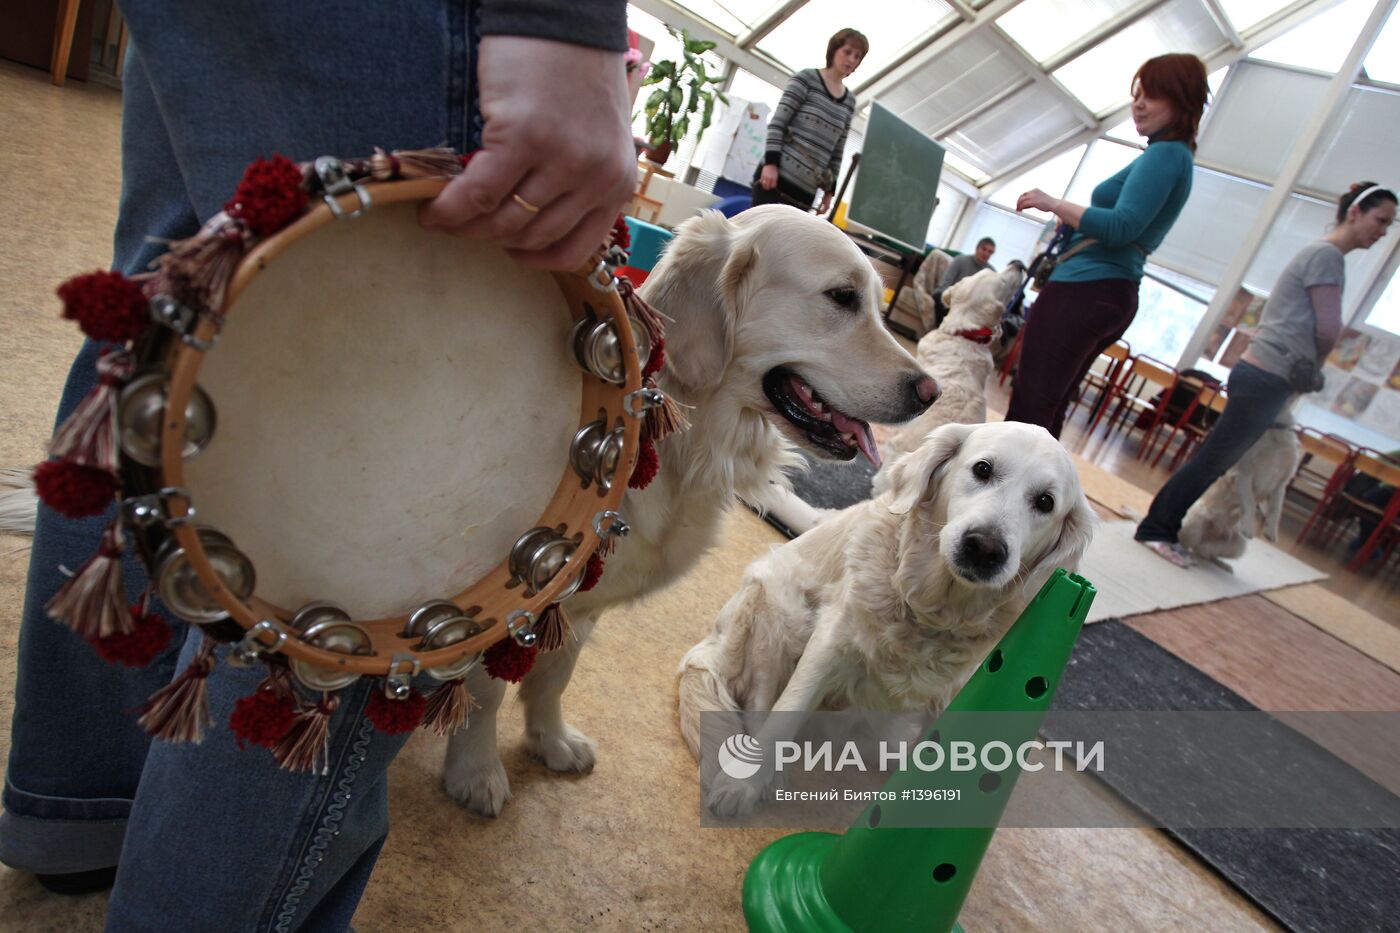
[135,640,216,743]
[611,214,632,251]
[366,688,427,735]
[642,376,689,444]
[629,438,659,490]
[537,603,570,651]
[48,350,134,475]
[642,335,666,379]
[224,155,308,238]
[89,600,171,667]
[45,518,129,637]
[33,459,118,519]
[421,678,474,736]
[153,214,246,314]
[483,637,537,683]
[56,270,150,343]
[273,694,340,774]
[579,553,605,592]
[618,277,667,352]
[229,675,298,749]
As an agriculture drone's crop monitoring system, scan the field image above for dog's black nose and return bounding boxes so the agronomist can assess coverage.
[910,374,939,411]
[960,530,1008,577]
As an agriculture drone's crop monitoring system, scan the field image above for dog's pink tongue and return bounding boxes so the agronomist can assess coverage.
[832,412,881,469]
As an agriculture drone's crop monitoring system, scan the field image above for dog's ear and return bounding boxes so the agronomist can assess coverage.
[1025,487,1097,595]
[883,422,975,516]
[639,210,755,393]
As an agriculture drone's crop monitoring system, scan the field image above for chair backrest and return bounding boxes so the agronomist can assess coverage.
[1352,448,1400,487]
[1104,340,1131,362]
[1127,355,1177,390]
[1296,427,1352,467]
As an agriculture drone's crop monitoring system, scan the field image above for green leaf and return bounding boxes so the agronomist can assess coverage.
[645,88,666,110]
[669,85,683,111]
[674,115,690,141]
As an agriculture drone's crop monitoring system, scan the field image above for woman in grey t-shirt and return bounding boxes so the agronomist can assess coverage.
[1136,182,1397,566]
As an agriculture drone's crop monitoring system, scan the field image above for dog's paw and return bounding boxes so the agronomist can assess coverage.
[526,724,597,773]
[443,756,512,817]
[704,775,765,819]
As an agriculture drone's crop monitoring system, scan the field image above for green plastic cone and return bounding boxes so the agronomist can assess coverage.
[744,568,1096,933]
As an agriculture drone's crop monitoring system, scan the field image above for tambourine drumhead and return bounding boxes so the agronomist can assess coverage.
[182,202,580,619]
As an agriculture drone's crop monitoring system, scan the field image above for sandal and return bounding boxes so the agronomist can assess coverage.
[1140,539,1197,569]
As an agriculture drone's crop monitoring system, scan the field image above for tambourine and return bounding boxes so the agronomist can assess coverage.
[37,150,672,762]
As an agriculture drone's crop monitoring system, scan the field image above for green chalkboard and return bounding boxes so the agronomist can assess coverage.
[846,102,944,251]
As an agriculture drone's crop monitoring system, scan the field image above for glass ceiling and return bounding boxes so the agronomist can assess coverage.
[635,0,1393,185]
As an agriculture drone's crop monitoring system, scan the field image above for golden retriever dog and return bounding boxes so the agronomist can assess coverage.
[444,206,939,815]
[677,421,1096,817]
[881,264,1024,464]
[1178,419,1302,562]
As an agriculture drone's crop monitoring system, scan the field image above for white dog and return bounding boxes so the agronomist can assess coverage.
[677,421,1096,817]
[882,264,1024,464]
[1178,418,1302,562]
[444,206,940,815]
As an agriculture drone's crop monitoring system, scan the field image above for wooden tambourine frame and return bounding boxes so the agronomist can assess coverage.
[143,177,641,676]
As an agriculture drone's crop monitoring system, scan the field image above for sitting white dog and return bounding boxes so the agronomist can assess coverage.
[678,421,1096,817]
[882,264,1024,464]
[1178,418,1302,562]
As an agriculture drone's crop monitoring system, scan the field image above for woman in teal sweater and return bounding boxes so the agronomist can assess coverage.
[1005,53,1208,437]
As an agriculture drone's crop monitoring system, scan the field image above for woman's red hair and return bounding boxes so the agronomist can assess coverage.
[1133,53,1209,151]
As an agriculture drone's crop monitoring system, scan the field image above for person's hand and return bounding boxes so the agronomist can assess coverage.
[1016,188,1060,215]
[419,37,637,271]
[759,165,779,190]
[817,192,832,213]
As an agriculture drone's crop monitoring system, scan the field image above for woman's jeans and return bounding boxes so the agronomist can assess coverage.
[1135,361,1294,544]
[1,3,481,930]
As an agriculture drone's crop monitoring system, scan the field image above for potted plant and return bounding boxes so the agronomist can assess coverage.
[638,28,729,165]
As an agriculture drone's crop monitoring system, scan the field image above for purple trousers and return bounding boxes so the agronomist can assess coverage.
[1004,277,1139,438]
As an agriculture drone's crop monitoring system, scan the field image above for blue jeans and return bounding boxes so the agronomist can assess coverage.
[1,3,481,929]
[1135,361,1293,544]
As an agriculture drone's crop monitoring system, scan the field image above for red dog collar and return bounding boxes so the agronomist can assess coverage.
[951,327,996,344]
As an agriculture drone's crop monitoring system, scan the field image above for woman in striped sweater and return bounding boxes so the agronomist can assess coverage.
[752,28,867,212]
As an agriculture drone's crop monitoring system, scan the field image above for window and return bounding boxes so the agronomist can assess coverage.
[1363,267,1400,337]
[1120,268,1211,364]
[1249,0,1376,74]
[996,0,1141,64]
[926,183,968,248]
[757,0,957,78]
[1366,5,1400,84]
[985,145,1086,216]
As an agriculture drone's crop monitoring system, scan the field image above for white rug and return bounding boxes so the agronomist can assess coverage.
[1080,519,1327,623]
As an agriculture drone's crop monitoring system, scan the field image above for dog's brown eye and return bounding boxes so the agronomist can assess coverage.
[825,287,858,310]
[972,459,993,480]
[1034,493,1055,513]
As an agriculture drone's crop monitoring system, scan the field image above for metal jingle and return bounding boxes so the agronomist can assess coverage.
[289,600,352,633]
[290,619,373,691]
[569,421,626,492]
[403,599,464,639]
[570,316,625,384]
[118,370,217,467]
[509,527,557,584]
[628,314,653,372]
[525,537,575,594]
[420,614,486,681]
[153,527,255,624]
[554,565,584,603]
[570,421,606,488]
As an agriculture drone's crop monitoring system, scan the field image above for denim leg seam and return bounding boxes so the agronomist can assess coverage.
[269,711,376,933]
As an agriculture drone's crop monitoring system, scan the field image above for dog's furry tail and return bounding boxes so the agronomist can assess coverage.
[0,468,37,537]
[677,636,743,762]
